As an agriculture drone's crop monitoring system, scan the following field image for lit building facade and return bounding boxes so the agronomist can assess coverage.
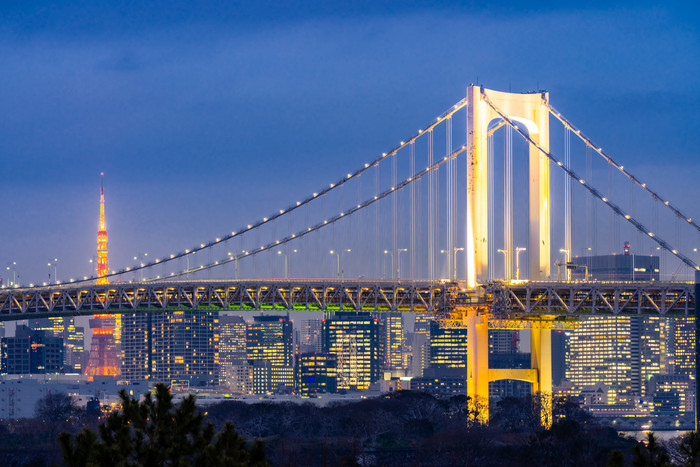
[219,315,247,383]
[671,317,695,379]
[295,352,337,396]
[246,315,293,367]
[297,319,323,354]
[1,325,63,375]
[121,310,219,386]
[565,248,671,403]
[322,313,381,390]
[429,320,467,369]
[382,313,404,371]
[30,317,84,373]
[650,374,694,414]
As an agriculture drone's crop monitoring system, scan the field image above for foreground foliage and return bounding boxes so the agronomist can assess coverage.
[59,384,266,467]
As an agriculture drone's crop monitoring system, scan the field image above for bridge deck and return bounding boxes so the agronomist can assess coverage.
[0,280,694,321]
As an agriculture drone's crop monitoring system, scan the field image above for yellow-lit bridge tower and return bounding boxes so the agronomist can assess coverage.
[463,86,553,425]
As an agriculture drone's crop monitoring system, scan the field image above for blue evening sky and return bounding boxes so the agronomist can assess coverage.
[1,1,699,284]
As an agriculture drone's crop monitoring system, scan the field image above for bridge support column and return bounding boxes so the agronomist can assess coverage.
[466,307,490,424]
[530,320,553,428]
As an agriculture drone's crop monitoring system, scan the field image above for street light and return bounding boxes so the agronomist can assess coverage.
[277,250,297,279]
[6,262,16,287]
[497,249,508,280]
[560,249,571,281]
[383,250,394,280]
[440,247,465,280]
[48,258,58,284]
[397,249,408,281]
[515,247,527,280]
[330,249,351,279]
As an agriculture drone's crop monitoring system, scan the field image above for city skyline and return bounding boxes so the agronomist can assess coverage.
[1,2,700,283]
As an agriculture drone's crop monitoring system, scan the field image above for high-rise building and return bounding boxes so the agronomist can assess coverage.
[121,310,219,386]
[565,246,672,402]
[219,315,247,383]
[297,319,323,354]
[566,316,636,404]
[671,317,695,378]
[251,360,295,394]
[1,325,63,374]
[429,320,467,369]
[296,352,337,396]
[86,174,120,378]
[30,317,84,373]
[382,313,404,371]
[323,313,381,390]
[246,315,293,367]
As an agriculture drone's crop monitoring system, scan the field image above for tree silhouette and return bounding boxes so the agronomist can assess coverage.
[59,384,266,466]
[632,432,670,467]
[35,391,78,423]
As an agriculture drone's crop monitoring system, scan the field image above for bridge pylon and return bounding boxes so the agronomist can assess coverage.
[459,306,554,427]
[466,85,550,286]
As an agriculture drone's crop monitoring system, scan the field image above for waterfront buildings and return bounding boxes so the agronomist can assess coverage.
[323,313,381,390]
[121,310,219,386]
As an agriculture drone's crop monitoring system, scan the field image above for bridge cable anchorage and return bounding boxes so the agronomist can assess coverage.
[480,88,699,271]
[66,98,470,288]
[158,145,470,279]
[544,101,700,235]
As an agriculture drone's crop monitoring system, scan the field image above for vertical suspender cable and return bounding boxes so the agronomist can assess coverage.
[488,132,494,280]
[504,124,513,280]
[565,128,572,260]
[428,130,434,282]
[410,142,416,279]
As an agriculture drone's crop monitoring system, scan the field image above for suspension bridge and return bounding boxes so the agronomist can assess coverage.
[2,85,699,425]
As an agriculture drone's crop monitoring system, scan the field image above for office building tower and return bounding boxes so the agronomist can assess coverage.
[414,314,432,336]
[382,313,404,371]
[566,316,636,403]
[298,319,323,354]
[219,315,247,383]
[649,374,694,414]
[30,317,85,373]
[1,325,63,374]
[429,320,467,369]
[295,352,337,396]
[246,315,293,367]
[323,313,381,390]
[121,310,219,386]
[671,317,695,378]
[565,245,671,402]
[251,360,295,394]
[411,332,431,377]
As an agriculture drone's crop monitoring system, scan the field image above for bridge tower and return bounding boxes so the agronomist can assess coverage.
[466,85,551,287]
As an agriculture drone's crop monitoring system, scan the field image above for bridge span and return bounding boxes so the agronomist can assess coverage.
[0,279,693,321]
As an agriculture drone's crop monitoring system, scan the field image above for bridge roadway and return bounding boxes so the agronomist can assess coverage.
[0,279,694,321]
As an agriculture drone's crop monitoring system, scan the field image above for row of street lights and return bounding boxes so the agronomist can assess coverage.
[496,247,528,280]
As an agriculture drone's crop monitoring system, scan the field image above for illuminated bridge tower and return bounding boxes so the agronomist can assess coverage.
[463,86,553,424]
[85,173,120,378]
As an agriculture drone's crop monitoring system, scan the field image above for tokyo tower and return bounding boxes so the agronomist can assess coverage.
[85,173,121,378]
